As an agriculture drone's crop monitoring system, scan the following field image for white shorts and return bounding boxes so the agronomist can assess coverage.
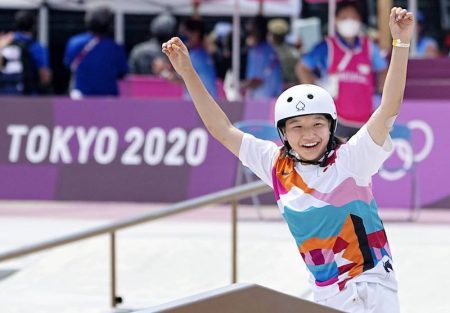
[316,282,400,313]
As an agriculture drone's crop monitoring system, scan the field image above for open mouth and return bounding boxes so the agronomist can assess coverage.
[302,142,319,149]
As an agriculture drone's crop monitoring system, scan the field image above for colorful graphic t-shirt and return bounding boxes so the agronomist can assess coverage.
[239,126,397,300]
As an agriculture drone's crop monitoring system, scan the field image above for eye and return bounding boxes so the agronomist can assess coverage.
[307,94,314,99]
[287,97,293,102]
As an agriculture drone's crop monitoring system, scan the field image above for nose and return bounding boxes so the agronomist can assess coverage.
[302,127,316,139]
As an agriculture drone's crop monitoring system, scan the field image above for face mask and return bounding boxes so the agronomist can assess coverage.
[336,19,361,38]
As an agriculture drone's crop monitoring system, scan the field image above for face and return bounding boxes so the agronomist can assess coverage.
[283,114,331,162]
[335,7,362,39]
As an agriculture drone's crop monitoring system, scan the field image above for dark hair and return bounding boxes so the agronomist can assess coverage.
[246,15,268,42]
[15,10,35,32]
[335,0,363,19]
[85,7,113,35]
[150,12,177,41]
[181,18,205,40]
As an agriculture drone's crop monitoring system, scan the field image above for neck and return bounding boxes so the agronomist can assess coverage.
[343,36,356,46]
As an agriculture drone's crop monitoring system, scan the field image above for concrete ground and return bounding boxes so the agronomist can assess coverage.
[0,201,449,313]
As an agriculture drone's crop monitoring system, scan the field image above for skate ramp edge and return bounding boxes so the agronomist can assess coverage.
[135,283,343,313]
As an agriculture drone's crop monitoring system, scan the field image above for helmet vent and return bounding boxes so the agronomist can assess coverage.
[287,97,293,102]
[307,94,314,99]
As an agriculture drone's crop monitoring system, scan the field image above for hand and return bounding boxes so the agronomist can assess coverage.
[389,7,415,44]
[162,37,194,78]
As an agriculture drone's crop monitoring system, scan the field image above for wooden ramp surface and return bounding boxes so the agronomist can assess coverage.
[136,283,343,313]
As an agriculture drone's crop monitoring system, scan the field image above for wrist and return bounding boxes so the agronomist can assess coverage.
[180,67,196,80]
[392,39,410,48]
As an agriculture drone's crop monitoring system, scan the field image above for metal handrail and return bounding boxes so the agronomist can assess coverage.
[0,180,272,307]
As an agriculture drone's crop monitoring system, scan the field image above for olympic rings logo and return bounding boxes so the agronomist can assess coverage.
[379,120,434,181]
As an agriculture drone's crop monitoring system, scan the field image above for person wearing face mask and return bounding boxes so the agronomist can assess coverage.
[296,1,387,139]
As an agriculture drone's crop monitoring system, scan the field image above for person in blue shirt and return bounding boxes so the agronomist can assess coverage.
[0,10,51,95]
[243,15,283,99]
[63,7,128,98]
[178,18,217,99]
[415,10,439,58]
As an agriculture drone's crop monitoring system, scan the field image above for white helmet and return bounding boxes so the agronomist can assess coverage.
[274,84,337,129]
[274,84,338,166]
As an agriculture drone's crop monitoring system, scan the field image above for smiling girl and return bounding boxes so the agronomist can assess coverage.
[162,7,414,312]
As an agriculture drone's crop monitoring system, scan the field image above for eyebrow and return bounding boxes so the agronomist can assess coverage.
[287,116,327,124]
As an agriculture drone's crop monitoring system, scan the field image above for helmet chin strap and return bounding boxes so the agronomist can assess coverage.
[286,148,330,167]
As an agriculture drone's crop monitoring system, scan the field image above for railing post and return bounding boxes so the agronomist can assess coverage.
[110,231,118,307]
[231,200,238,283]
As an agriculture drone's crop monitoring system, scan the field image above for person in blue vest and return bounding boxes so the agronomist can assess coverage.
[63,6,128,98]
[297,1,387,139]
[0,10,51,95]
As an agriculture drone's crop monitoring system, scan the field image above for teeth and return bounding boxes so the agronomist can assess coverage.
[303,142,318,147]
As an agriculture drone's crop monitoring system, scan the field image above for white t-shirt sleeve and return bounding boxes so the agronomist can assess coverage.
[239,133,279,188]
[337,125,393,179]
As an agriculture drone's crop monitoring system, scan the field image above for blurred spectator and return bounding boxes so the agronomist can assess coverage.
[415,10,440,58]
[243,15,282,99]
[63,7,128,98]
[0,10,51,95]
[129,12,177,76]
[207,22,248,101]
[179,18,217,99]
[208,22,232,80]
[444,31,450,56]
[267,18,299,88]
[297,1,387,139]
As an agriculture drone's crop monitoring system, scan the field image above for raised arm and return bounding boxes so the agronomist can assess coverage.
[367,7,414,146]
[162,37,244,157]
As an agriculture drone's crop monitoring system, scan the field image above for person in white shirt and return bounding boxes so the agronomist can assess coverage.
[162,7,414,313]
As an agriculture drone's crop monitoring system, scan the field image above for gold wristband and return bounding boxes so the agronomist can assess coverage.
[392,39,410,48]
